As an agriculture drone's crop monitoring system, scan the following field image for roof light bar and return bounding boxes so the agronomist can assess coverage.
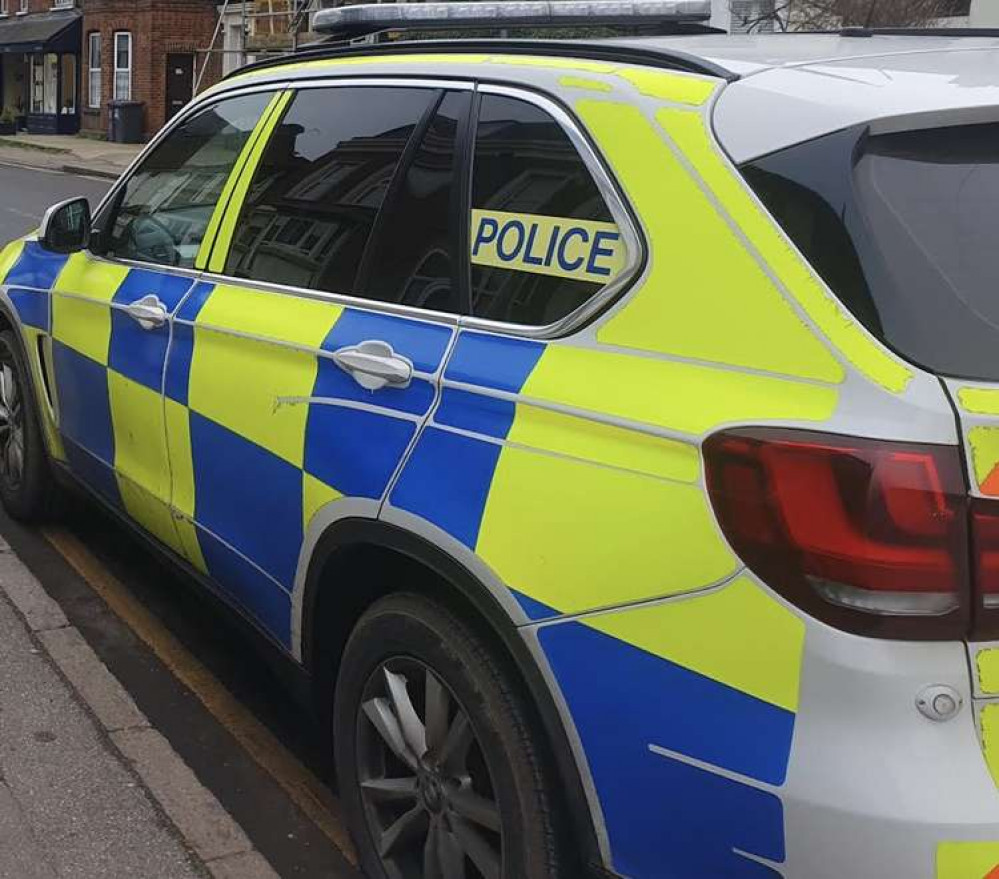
[314,1,712,39]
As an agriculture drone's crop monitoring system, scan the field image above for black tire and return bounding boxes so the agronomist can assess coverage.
[334,593,562,879]
[0,329,58,522]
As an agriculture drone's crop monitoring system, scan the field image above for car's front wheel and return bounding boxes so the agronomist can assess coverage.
[333,593,563,879]
[0,329,58,522]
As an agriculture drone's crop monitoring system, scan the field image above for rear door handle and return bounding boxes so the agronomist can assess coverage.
[122,294,168,331]
[332,340,413,391]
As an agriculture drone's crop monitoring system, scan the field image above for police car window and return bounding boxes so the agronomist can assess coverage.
[356,90,469,313]
[470,94,625,326]
[99,92,272,269]
[224,87,436,296]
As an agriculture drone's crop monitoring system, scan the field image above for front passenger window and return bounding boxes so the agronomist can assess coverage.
[98,92,274,269]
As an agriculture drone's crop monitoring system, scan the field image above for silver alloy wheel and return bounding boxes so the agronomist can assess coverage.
[0,360,25,491]
[357,658,503,879]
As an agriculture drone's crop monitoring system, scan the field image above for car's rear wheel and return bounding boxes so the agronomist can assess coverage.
[0,329,58,522]
[333,593,562,879]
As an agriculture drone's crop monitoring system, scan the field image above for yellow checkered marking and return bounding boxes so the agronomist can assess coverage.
[937,841,999,879]
[51,255,128,365]
[582,575,805,713]
[186,283,342,467]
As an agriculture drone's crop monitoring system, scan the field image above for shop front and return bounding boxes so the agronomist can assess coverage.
[0,10,80,135]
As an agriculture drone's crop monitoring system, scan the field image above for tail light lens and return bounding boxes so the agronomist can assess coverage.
[971,499,999,638]
[703,428,970,640]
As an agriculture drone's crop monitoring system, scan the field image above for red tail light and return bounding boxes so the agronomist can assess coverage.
[703,428,970,640]
[971,499,999,638]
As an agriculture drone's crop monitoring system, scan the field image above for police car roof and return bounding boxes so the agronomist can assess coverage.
[621,32,999,162]
[232,31,999,165]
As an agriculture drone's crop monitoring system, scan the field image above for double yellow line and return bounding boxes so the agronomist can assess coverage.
[42,526,357,866]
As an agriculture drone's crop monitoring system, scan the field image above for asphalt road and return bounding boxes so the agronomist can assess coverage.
[0,164,111,237]
[0,163,359,879]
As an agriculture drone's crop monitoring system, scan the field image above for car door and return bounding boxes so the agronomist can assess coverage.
[163,82,470,647]
[48,89,282,558]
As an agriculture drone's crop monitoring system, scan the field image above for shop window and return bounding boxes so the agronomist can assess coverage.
[113,32,132,101]
[88,33,101,109]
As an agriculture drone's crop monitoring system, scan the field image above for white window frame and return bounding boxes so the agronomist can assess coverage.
[113,31,131,101]
[0,1,9,17]
[17,0,27,14]
[87,32,101,109]
[52,0,75,8]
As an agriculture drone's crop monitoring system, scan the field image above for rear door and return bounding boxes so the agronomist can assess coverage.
[167,82,470,646]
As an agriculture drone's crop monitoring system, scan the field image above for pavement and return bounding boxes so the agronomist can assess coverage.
[0,533,278,879]
[0,134,141,180]
[0,164,361,879]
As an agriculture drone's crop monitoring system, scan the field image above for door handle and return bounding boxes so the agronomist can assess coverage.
[332,340,413,391]
[122,294,168,331]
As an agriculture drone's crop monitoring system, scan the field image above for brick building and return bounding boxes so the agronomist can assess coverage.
[0,0,223,139]
[81,0,221,139]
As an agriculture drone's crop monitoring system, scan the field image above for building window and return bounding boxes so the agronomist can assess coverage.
[30,56,43,114]
[52,0,76,8]
[17,0,26,13]
[113,31,131,101]
[87,32,101,108]
[0,2,8,17]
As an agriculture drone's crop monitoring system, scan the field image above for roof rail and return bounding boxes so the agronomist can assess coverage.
[314,0,711,40]
[226,37,738,82]
[838,26,999,37]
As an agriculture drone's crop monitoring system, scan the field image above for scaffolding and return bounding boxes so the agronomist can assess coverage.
[195,0,327,93]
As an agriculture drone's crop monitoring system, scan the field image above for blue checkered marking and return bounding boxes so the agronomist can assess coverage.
[391,329,544,547]
[165,282,214,405]
[391,427,502,549]
[539,621,791,879]
[53,341,115,465]
[190,412,302,590]
[305,404,415,499]
[108,271,194,393]
[63,439,122,508]
[443,331,544,392]
[8,289,49,331]
[5,241,68,290]
[434,388,515,439]
[197,526,293,647]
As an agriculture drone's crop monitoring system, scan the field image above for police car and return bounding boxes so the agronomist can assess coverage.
[1,2,999,876]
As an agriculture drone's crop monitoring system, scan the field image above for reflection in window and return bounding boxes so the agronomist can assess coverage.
[101,92,273,268]
[358,91,468,313]
[225,87,437,297]
[470,95,615,327]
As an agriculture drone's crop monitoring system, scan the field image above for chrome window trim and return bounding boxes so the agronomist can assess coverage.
[90,74,644,341]
[461,82,645,340]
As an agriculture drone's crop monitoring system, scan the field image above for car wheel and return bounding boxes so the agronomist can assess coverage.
[334,593,562,879]
[0,329,58,522]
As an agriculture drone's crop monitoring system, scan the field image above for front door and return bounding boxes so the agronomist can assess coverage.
[50,89,278,558]
[167,82,470,647]
[165,54,194,123]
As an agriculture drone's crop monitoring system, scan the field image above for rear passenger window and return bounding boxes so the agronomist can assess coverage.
[224,86,438,297]
[469,94,626,326]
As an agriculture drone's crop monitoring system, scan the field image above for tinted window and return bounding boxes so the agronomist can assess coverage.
[100,92,271,268]
[744,122,999,381]
[469,94,624,326]
[358,90,469,313]
[224,87,436,296]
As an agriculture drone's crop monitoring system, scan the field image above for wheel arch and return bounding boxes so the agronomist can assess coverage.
[300,516,606,874]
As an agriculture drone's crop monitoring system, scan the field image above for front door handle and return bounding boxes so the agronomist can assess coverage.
[122,294,168,331]
[332,340,413,391]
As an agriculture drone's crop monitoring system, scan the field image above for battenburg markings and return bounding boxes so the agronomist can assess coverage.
[471,209,625,284]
